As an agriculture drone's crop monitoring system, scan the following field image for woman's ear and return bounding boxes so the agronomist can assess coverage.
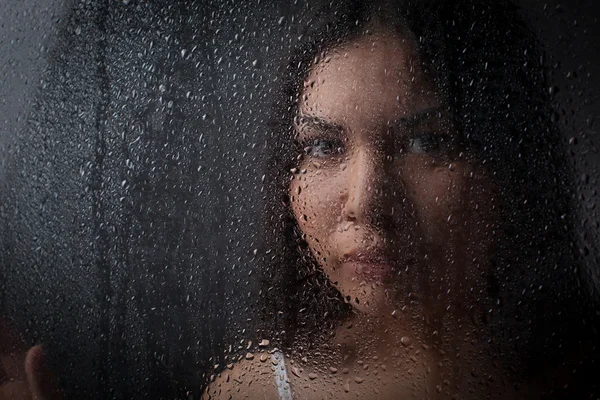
[25,345,62,400]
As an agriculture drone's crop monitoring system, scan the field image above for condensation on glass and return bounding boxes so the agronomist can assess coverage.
[0,1,599,399]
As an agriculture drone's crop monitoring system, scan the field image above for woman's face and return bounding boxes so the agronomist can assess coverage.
[289,29,496,317]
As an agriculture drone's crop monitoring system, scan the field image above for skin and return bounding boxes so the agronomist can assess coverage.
[205,28,511,399]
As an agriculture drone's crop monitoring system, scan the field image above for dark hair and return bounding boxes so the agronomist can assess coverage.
[257,0,597,392]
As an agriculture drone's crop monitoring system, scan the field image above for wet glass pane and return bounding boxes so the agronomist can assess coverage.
[0,0,599,399]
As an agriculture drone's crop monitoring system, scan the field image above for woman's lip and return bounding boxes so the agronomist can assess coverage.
[340,249,396,281]
[341,258,394,282]
[341,250,390,264]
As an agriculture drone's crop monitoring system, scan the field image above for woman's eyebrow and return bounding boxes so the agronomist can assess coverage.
[392,106,445,129]
[295,115,344,134]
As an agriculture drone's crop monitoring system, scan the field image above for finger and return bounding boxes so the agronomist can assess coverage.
[25,346,62,400]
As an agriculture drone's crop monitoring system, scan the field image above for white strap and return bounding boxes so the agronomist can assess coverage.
[271,351,294,400]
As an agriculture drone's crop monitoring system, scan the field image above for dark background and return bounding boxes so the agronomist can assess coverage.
[1,0,599,398]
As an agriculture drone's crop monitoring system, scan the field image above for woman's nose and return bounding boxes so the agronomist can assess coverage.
[341,148,392,223]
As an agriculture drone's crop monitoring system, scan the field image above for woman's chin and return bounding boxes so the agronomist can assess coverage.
[341,282,397,315]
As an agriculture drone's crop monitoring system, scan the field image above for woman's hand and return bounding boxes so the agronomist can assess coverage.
[0,320,61,400]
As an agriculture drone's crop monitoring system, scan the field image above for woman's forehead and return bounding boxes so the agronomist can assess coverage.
[298,31,438,126]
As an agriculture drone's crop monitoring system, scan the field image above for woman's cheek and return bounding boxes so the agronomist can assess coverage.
[290,167,343,253]
[402,160,471,243]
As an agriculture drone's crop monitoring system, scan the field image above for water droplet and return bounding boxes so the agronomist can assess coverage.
[401,336,412,347]
[308,373,317,380]
[328,366,338,373]
[259,339,270,347]
[245,353,254,360]
[353,376,363,384]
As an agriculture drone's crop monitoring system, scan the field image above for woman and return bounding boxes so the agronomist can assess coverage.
[204,0,597,398]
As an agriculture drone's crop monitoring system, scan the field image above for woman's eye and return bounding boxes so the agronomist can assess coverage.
[407,133,454,155]
[307,138,343,158]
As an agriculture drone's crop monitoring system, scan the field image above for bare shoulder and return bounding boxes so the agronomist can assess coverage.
[202,354,281,400]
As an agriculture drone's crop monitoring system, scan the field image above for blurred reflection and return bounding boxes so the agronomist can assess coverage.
[205,0,598,399]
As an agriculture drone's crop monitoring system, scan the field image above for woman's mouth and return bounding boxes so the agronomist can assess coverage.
[341,251,395,282]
